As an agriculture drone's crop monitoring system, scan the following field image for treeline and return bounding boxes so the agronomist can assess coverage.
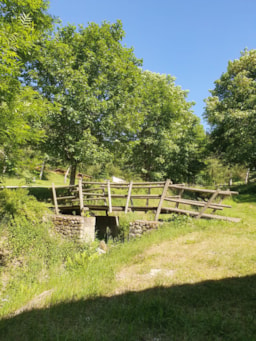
[0,1,255,186]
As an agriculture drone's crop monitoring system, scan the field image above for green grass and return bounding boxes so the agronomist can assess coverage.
[2,171,69,187]
[0,187,256,340]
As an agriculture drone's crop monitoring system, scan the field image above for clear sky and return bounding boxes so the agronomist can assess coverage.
[48,0,256,129]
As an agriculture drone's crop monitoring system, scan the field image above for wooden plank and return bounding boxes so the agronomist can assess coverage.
[125,181,133,213]
[92,194,162,199]
[2,185,77,189]
[107,180,112,213]
[146,187,150,207]
[54,203,239,222]
[86,205,126,212]
[155,179,171,221]
[82,187,105,192]
[52,185,78,189]
[102,187,108,206]
[175,184,185,208]
[82,182,108,185]
[82,181,165,186]
[132,181,165,185]
[169,184,238,195]
[165,196,183,199]
[55,196,76,200]
[78,178,84,215]
[196,189,220,219]
[52,183,59,215]
[97,194,161,199]
[83,197,105,201]
[164,197,231,209]
[82,192,107,196]
[211,194,225,213]
[133,185,166,189]
[131,194,161,199]
[161,207,240,222]
[57,204,156,211]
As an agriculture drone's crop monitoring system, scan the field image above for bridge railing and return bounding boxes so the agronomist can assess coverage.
[51,179,239,222]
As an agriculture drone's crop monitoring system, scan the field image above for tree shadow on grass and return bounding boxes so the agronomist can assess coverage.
[1,275,256,341]
[232,183,256,203]
[233,193,256,203]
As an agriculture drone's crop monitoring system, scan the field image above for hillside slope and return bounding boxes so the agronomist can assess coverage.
[0,189,256,340]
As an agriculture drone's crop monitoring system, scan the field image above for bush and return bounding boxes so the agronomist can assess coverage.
[0,188,48,219]
[0,189,58,262]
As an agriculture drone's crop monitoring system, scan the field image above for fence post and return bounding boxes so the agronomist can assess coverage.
[102,187,108,206]
[175,183,185,208]
[52,183,59,215]
[155,179,170,221]
[107,180,112,213]
[78,178,84,215]
[146,187,151,207]
[196,189,220,219]
[125,181,133,213]
[211,194,225,213]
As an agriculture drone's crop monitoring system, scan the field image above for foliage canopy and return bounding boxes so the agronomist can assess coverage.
[0,0,54,173]
[28,21,144,183]
[130,71,205,181]
[204,49,256,169]
[1,1,206,183]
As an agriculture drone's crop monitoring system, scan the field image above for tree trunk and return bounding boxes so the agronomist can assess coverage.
[0,150,6,174]
[39,160,46,180]
[229,173,232,187]
[69,164,77,186]
[64,166,70,184]
[245,168,250,184]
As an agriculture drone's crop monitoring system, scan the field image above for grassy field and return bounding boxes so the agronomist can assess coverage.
[0,186,255,340]
[2,171,69,187]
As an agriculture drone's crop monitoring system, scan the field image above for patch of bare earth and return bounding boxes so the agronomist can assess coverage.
[114,231,256,294]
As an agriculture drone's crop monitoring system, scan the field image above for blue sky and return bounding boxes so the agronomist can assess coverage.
[49,0,256,129]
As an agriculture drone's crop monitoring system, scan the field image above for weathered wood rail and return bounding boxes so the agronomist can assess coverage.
[51,180,240,222]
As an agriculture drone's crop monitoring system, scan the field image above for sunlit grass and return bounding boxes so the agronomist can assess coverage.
[2,171,68,187]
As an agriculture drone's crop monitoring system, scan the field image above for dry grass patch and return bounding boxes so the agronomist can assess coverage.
[115,229,256,293]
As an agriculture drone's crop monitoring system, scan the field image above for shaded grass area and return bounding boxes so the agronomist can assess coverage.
[232,182,256,203]
[1,275,256,341]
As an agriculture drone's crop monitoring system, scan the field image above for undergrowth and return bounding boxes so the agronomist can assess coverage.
[0,189,98,316]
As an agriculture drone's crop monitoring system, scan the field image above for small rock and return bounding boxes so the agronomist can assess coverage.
[96,248,106,254]
[99,240,108,252]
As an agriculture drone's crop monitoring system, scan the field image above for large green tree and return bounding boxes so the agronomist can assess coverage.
[0,0,53,174]
[28,21,143,184]
[204,49,256,169]
[130,71,206,182]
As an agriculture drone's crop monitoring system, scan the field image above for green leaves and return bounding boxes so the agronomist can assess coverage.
[28,21,144,183]
[130,71,206,182]
[204,49,256,168]
[19,11,32,27]
[1,4,206,183]
[0,0,54,174]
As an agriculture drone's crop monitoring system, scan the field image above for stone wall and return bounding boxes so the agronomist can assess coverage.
[52,216,159,242]
[52,215,95,243]
[129,220,159,239]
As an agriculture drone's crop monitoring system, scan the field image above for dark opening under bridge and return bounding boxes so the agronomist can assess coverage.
[52,179,240,223]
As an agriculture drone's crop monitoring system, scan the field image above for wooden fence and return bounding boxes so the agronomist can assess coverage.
[51,179,240,222]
